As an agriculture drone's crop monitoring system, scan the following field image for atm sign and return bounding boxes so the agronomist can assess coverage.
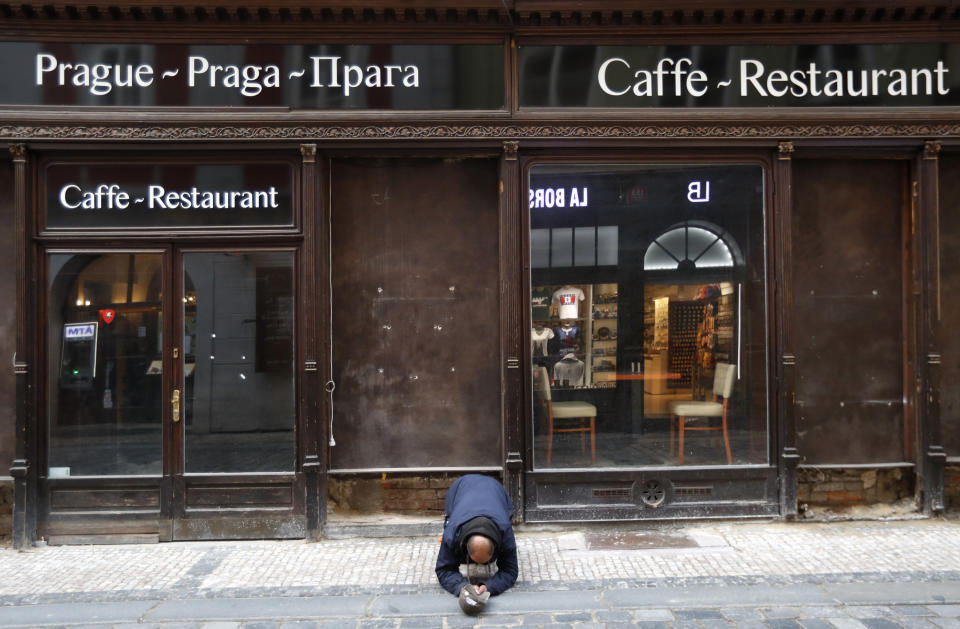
[64,323,97,340]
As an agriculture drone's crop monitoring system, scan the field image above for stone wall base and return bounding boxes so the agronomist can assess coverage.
[0,478,12,542]
[328,474,459,516]
[328,468,937,518]
[797,467,914,508]
[946,464,960,511]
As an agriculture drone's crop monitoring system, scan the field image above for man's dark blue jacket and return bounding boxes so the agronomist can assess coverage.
[435,474,519,596]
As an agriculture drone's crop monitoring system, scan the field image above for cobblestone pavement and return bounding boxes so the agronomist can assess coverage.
[0,518,958,628]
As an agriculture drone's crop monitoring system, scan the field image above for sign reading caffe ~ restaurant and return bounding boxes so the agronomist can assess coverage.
[42,159,296,230]
[518,43,960,108]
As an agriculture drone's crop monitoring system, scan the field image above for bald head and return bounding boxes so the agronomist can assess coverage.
[465,534,494,564]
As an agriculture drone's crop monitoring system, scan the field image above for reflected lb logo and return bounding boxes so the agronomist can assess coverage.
[100,309,116,324]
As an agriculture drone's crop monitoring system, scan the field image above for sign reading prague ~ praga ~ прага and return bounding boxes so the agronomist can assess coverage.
[0,42,504,109]
[518,44,960,108]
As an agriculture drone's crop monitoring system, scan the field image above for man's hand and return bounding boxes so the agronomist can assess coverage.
[475,584,487,594]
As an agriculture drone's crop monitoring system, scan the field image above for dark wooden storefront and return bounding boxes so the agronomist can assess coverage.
[2,2,958,547]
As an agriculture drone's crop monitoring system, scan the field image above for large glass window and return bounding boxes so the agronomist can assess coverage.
[529,164,768,469]
[47,253,163,476]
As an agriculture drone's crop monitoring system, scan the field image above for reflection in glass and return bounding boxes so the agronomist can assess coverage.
[550,228,573,267]
[529,164,767,469]
[183,252,295,473]
[698,240,734,268]
[644,224,737,271]
[574,227,596,266]
[597,226,618,266]
[47,253,163,476]
[531,229,551,269]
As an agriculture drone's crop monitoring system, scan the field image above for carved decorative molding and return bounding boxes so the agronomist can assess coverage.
[2,122,960,141]
[503,140,519,160]
[924,140,942,159]
[1,3,956,28]
[778,141,795,159]
[300,143,317,162]
[9,143,26,161]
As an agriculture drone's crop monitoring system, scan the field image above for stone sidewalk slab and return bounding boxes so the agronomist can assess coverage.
[0,600,158,627]
[824,584,960,606]
[603,584,833,609]
[476,589,608,614]
[368,593,466,616]
[144,596,371,622]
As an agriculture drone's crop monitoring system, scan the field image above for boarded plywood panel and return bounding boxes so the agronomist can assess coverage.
[792,159,905,464]
[330,158,501,469]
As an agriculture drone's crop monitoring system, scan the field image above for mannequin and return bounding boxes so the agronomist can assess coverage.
[553,351,585,387]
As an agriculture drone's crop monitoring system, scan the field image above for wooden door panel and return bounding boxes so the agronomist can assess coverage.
[330,158,501,469]
[791,159,906,464]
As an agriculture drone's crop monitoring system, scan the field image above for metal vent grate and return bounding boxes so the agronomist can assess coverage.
[674,485,713,497]
[592,487,631,499]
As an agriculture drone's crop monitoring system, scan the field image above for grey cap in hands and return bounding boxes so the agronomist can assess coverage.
[458,584,491,615]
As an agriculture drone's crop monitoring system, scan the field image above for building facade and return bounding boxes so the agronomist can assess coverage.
[2,1,959,547]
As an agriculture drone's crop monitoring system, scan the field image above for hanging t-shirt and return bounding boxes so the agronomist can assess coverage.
[531,326,555,357]
[552,286,585,320]
[556,325,578,351]
[553,356,585,387]
[531,288,553,321]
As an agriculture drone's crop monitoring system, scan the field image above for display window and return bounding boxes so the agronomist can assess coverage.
[45,250,296,478]
[528,163,769,469]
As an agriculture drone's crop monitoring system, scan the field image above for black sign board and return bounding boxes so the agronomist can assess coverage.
[519,44,960,108]
[44,159,295,230]
[0,42,505,110]
[529,164,764,227]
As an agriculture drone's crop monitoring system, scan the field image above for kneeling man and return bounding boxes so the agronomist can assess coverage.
[435,474,518,613]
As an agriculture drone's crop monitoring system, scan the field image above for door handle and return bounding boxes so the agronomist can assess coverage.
[172,389,181,423]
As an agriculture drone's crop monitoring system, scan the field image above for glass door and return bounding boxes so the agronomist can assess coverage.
[42,248,301,541]
[172,250,298,539]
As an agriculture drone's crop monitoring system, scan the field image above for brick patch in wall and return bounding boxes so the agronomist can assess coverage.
[328,474,459,515]
[946,464,960,510]
[797,467,914,507]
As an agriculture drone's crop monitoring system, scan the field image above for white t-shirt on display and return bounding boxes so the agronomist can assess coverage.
[531,327,555,357]
[552,286,585,321]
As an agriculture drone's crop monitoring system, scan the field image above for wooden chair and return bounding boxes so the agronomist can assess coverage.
[668,362,736,464]
[533,366,597,466]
